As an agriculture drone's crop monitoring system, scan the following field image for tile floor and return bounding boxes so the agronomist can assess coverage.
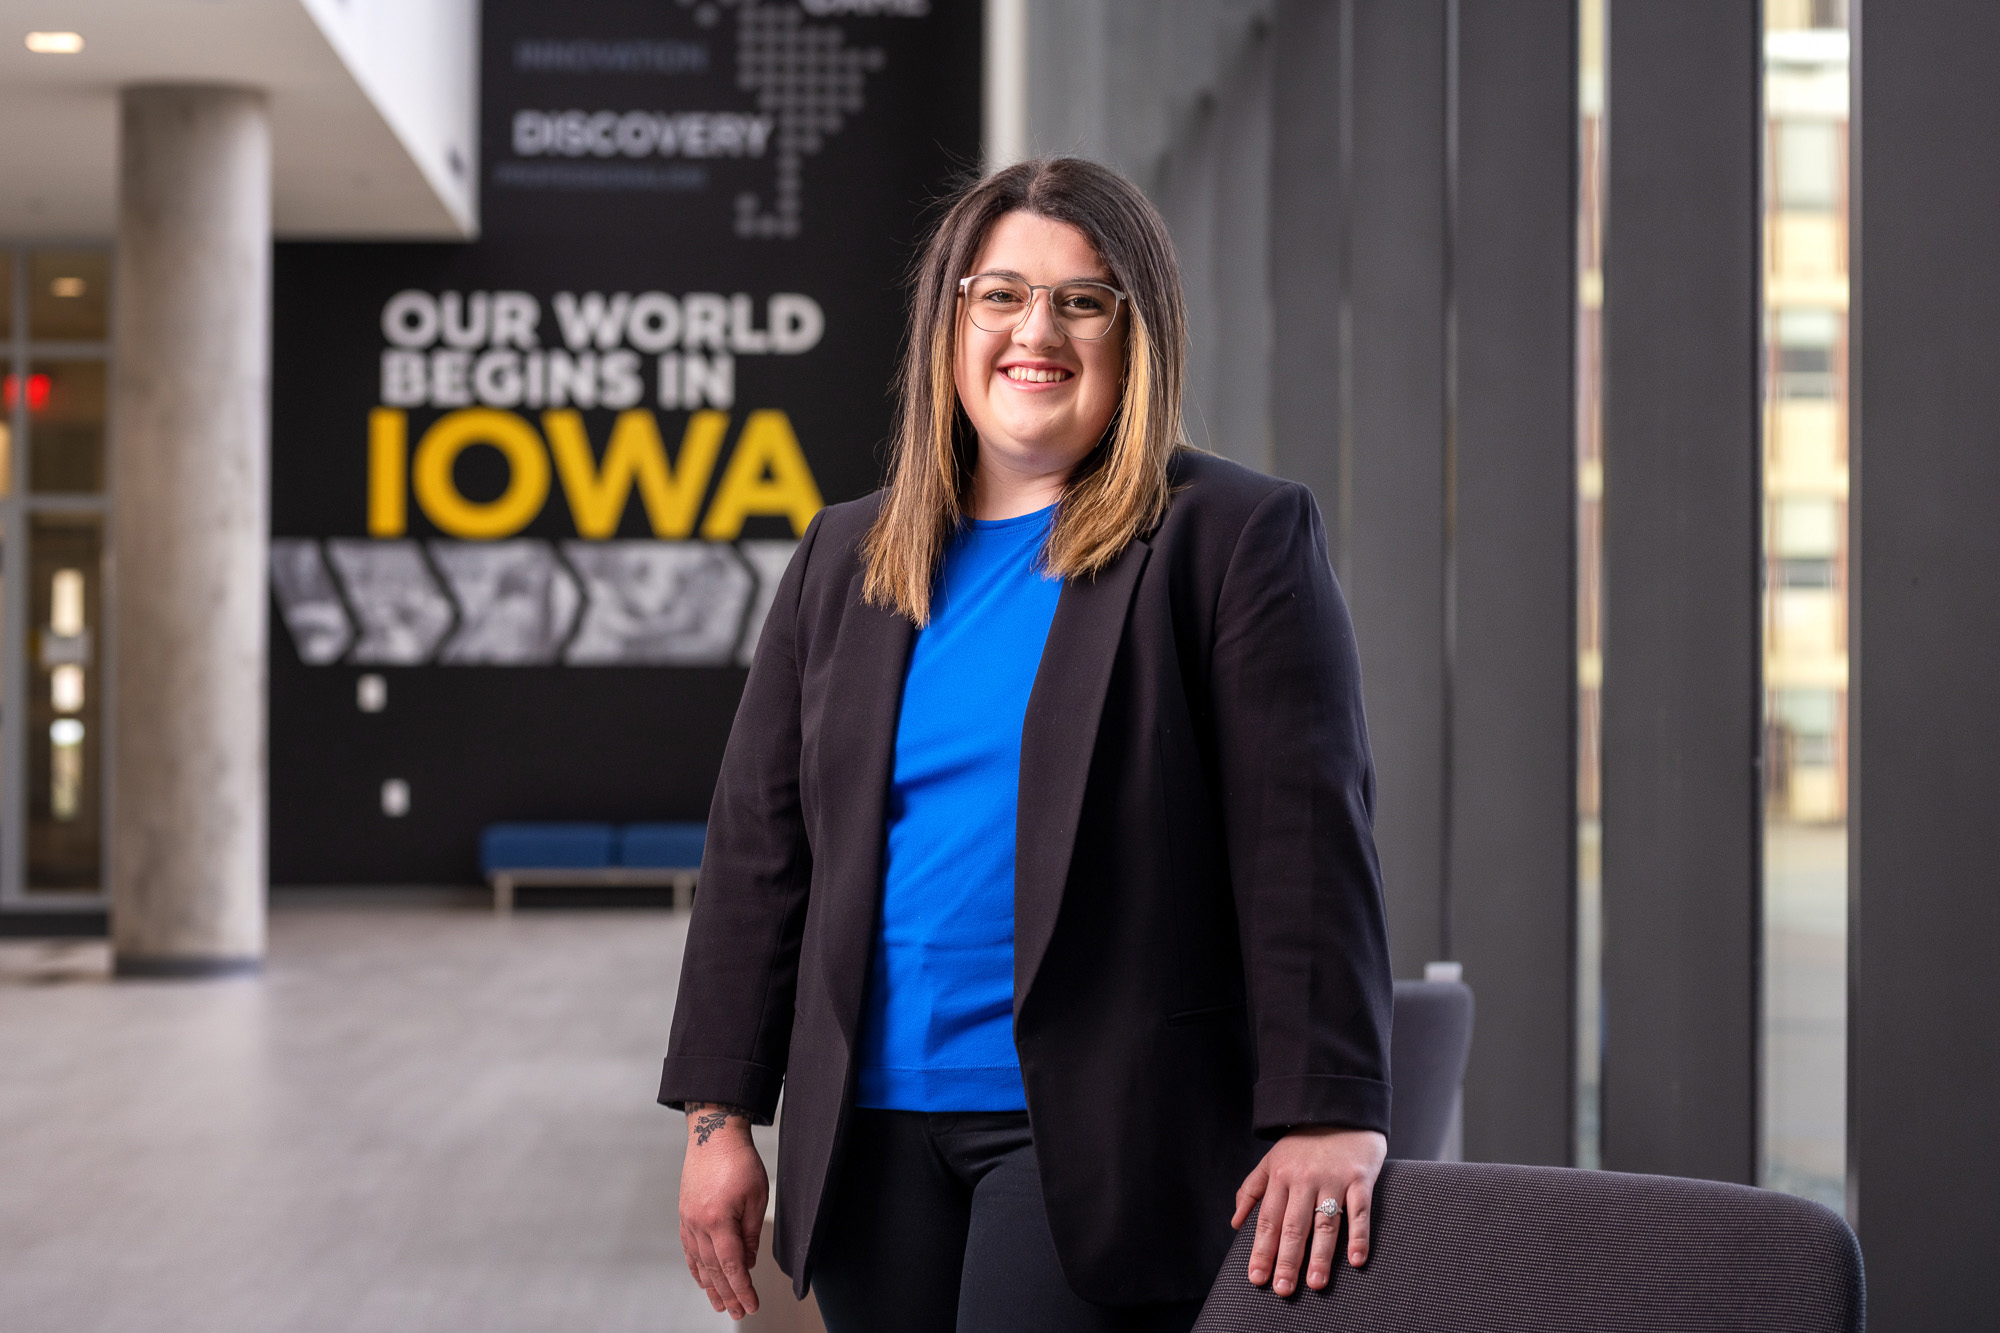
[0,901,820,1333]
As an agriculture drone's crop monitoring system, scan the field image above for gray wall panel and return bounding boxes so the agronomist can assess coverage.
[1347,0,1450,978]
[1027,2,1279,469]
[1269,0,1344,521]
[1599,0,1761,1183]
[1854,2,2000,1322]
[1162,22,1275,469]
[1451,0,1577,1167]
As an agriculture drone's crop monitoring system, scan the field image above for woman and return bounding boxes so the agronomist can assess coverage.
[662,157,1392,1332]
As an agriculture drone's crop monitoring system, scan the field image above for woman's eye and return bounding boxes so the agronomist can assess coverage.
[1061,295,1106,314]
[983,290,1025,305]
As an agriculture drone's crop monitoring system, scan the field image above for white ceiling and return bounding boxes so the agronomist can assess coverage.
[0,0,477,240]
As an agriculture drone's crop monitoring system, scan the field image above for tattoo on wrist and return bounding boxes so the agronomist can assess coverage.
[686,1102,751,1146]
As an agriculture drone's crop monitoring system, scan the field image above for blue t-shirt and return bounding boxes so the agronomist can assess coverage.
[855,504,1064,1111]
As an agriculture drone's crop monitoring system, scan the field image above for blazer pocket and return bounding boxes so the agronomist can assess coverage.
[1165,1000,1247,1027]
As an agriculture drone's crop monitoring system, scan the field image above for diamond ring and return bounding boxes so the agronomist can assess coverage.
[1317,1197,1342,1220]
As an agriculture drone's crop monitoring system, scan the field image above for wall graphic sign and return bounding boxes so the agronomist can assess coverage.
[269,0,978,884]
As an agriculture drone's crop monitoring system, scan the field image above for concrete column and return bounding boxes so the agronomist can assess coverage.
[109,86,270,974]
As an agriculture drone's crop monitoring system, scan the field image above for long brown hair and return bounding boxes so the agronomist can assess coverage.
[861,157,1187,625]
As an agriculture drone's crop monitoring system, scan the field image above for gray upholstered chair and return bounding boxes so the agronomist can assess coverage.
[1387,978,1475,1160]
[1194,1160,1864,1332]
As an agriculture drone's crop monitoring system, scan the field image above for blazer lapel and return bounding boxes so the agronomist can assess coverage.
[1014,536,1151,1014]
[815,578,914,1047]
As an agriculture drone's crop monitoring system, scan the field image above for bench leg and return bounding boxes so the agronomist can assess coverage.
[494,875,514,915]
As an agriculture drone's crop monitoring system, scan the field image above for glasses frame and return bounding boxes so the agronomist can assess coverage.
[956,273,1129,341]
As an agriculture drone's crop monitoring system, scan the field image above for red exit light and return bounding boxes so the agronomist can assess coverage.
[2,373,52,411]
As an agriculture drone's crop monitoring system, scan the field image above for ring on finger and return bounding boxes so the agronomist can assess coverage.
[1317,1197,1342,1220]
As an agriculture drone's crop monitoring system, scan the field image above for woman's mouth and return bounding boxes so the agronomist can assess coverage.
[1003,365,1073,384]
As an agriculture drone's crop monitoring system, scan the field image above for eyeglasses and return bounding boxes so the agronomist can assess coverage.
[957,273,1127,340]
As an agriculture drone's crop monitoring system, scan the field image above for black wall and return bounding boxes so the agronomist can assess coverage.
[269,0,979,885]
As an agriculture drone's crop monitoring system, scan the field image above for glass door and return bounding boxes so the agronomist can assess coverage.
[0,245,112,913]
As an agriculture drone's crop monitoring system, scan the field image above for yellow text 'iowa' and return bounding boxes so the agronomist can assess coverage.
[368,406,824,541]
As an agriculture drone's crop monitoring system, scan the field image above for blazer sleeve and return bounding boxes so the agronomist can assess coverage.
[1210,481,1394,1138]
[657,509,825,1124]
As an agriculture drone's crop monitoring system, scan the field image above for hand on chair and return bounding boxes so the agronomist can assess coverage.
[1232,1127,1387,1294]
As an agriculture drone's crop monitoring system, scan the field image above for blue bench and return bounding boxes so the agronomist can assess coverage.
[480,821,706,913]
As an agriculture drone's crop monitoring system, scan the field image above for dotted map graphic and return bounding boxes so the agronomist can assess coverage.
[676,0,887,238]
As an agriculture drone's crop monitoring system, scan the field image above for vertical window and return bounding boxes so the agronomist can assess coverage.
[27,252,108,342]
[27,360,106,493]
[1762,0,1850,1211]
[0,245,112,905]
[0,257,11,499]
[1573,0,1607,1170]
[29,518,103,887]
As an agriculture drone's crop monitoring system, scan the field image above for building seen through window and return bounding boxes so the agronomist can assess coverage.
[1761,0,1850,1212]
[1573,0,1607,1172]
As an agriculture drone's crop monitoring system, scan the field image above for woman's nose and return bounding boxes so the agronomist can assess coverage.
[1012,289,1066,349]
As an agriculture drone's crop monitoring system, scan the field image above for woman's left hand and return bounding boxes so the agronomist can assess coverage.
[1231,1126,1388,1294]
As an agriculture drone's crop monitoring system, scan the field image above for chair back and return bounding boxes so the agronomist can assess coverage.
[1194,1160,1864,1333]
[1387,979,1474,1159]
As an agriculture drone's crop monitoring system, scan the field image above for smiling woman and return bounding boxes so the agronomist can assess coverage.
[663,158,1393,1333]
[951,213,1130,521]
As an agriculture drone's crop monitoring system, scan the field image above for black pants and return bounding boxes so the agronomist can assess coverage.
[811,1109,1203,1333]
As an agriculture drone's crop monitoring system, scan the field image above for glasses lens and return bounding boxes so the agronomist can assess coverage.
[965,276,1032,333]
[1051,283,1119,339]
[963,277,1120,339]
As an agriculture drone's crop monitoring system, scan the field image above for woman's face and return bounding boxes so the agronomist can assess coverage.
[953,211,1128,501]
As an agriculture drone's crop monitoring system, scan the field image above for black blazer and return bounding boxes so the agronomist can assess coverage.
[660,450,1393,1305]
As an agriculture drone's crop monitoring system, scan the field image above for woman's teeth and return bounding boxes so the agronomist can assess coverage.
[1005,366,1071,383]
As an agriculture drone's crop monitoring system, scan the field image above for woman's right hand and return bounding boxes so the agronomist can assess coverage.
[678,1103,769,1319]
